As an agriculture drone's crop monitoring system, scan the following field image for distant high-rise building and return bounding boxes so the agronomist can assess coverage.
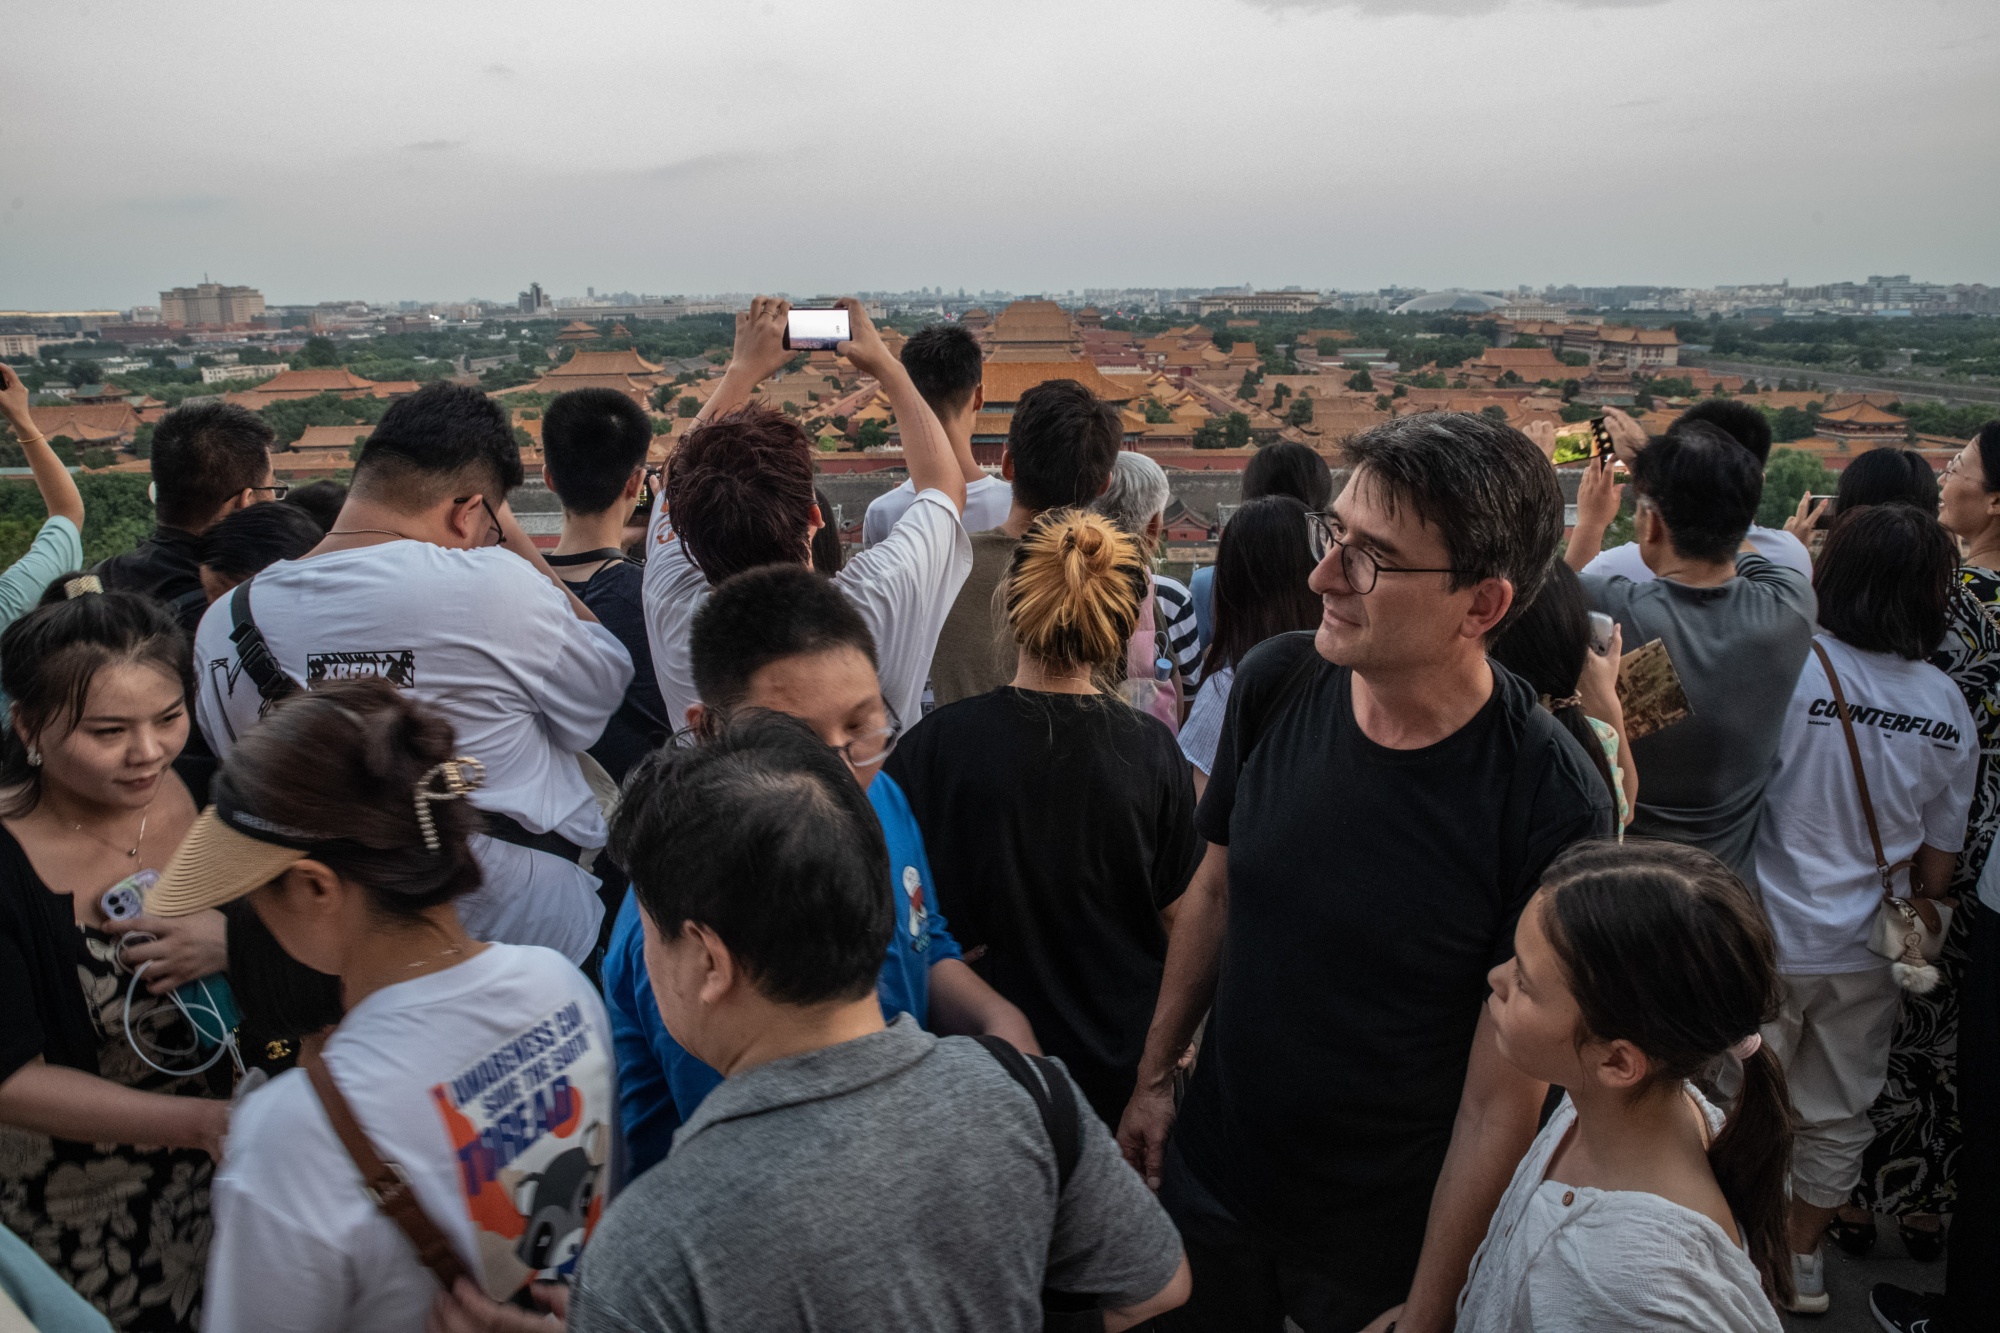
[518,282,551,314]
[159,282,265,326]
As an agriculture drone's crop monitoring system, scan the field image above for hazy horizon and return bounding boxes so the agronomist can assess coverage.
[5,0,1994,309]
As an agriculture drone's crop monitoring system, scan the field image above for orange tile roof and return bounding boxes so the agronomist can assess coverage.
[291,424,373,451]
[1474,348,1571,374]
[29,402,139,441]
[257,367,387,393]
[1816,401,1906,425]
[552,349,663,377]
[981,361,1139,406]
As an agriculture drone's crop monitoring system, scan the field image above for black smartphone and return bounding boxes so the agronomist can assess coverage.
[1809,493,1838,529]
[784,307,851,352]
[1589,416,1614,461]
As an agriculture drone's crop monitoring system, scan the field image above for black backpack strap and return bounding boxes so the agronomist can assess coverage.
[1234,636,1324,762]
[976,1034,1081,1188]
[228,577,302,707]
[976,1036,1100,1328]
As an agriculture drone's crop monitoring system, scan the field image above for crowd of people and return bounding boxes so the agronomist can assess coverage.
[0,302,1995,1331]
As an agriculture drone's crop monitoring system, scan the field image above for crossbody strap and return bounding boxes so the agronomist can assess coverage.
[227,578,302,707]
[1811,640,1904,897]
[302,1049,472,1291]
[975,1036,1100,1325]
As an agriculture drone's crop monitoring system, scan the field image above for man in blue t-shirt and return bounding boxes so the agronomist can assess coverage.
[605,564,1038,1173]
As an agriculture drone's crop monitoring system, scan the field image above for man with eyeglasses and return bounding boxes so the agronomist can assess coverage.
[96,399,285,612]
[1118,413,1615,1333]
[192,382,633,970]
[601,562,1037,1175]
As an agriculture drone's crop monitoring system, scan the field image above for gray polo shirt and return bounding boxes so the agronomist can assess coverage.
[568,1015,1183,1333]
[1582,550,1816,883]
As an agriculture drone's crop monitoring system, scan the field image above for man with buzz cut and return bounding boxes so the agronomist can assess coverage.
[862,322,1012,546]
[194,381,634,967]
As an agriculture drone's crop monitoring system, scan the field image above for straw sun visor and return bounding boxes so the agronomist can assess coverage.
[146,806,309,917]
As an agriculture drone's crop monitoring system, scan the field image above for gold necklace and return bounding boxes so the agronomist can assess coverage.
[66,802,153,859]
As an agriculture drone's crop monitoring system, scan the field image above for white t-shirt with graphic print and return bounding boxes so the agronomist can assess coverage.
[1755,634,1978,975]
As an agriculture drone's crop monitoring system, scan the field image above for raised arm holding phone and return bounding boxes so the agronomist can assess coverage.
[691,296,966,516]
[0,364,87,632]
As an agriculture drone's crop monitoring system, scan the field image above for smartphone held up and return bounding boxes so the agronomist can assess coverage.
[784,307,851,352]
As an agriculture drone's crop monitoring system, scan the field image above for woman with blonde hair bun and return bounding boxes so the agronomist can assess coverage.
[888,509,1202,1125]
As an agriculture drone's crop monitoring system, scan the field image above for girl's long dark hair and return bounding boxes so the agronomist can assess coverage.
[0,577,192,817]
[1490,562,1619,806]
[1539,840,1794,1309]
[1201,496,1321,680]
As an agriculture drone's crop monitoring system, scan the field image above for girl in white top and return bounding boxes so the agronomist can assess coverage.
[146,681,615,1333]
[1459,840,1791,1332]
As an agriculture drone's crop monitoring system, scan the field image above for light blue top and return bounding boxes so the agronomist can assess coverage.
[0,1226,114,1332]
[0,516,83,712]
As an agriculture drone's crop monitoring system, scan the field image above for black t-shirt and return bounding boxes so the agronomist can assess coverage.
[555,556,673,782]
[1176,632,1612,1260]
[887,687,1202,1125]
[93,524,203,606]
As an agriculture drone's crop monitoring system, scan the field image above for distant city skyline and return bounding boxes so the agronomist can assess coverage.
[4,0,1994,308]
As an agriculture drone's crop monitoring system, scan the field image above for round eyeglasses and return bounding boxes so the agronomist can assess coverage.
[1305,511,1469,596]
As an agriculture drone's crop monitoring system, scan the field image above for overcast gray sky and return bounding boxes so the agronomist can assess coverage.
[3,0,1994,308]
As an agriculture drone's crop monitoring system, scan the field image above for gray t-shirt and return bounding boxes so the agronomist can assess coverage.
[568,1015,1183,1333]
[1582,551,1816,883]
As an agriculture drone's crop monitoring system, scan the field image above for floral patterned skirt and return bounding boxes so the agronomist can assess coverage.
[0,926,217,1331]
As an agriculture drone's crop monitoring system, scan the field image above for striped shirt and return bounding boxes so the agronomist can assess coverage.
[1152,574,1203,689]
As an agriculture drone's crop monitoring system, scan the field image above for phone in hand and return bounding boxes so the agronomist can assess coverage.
[101,869,157,922]
[784,307,851,352]
[1587,611,1616,656]
[1809,493,1838,529]
[1589,416,1614,462]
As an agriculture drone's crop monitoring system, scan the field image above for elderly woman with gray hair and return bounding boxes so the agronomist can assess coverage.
[1093,451,1204,701]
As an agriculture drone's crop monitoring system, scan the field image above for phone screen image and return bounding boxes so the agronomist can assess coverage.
[786,308,851,351]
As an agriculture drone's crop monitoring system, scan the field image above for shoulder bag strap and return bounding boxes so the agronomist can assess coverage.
[302,1049,472,1291]
[227,578,302,707]
[1811,640,1903,898]
[974,1034,1080,1188]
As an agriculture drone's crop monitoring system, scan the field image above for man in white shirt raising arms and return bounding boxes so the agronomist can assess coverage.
[862,322,1011,547]
[645,298,970,732]
[194,382,633,967]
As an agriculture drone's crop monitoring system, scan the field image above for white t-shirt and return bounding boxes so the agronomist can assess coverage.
[205,944,618,1333]
[864,474,1012,548]
[1457,1089,1779,1333]
[1582,525,1811,584]
[644,487,972,731]
[193,541,633,963]
[1755,634,1978,975]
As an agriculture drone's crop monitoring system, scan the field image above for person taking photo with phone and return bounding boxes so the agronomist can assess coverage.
[643,297,969,733]
[0,365,86,661]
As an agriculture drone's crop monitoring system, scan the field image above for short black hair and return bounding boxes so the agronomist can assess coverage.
[1341,412,1563,636]
[1628,422,1763,564]
[1815,503,1956,661]
[1005,380,1123,513]
[542,388,652,515]
[197,501,324,580]
[353,383,523,511]
[1671,399,1773,466]
[283,479,346,532]
[611,710,891,1006]
[1243,440,1333,510]
[1835,447,1938,514]
[691,565,877,716]
[1976,419,2000,491]
[149,401,275,531]
[899,325,984,419]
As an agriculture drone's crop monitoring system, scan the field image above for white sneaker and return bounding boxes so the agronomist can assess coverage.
[1790,1247,1831,1316]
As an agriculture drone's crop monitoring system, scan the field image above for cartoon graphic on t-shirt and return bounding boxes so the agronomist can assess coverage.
[429,1000,612,1296]
[902,864,928,952]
